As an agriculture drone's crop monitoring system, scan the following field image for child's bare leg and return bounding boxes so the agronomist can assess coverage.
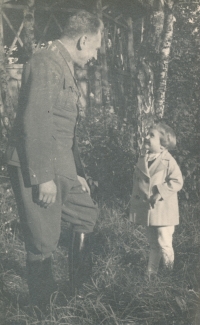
[146,226,162,276]
[157,226,175,270]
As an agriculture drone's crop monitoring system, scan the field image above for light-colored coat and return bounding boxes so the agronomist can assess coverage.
[130,150,183,226]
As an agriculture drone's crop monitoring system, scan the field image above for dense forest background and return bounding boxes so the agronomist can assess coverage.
[0,1,199,324]
[77,1,200,206]
[0,0,199,204]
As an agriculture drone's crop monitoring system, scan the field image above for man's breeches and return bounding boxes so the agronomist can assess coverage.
[8,166,98,262]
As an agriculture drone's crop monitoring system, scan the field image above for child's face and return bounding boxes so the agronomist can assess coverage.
[144,128,163,153]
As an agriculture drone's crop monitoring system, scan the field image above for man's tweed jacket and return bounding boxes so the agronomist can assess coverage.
[6,40,85,186]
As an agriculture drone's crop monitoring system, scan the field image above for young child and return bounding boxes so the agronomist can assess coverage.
[130,122,183,277]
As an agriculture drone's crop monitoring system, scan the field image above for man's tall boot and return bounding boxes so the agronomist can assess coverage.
[68,231,93,297]
[26,257,57,312]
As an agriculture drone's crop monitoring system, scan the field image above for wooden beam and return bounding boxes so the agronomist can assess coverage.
[3,4,25,9]
[73,0,85,6]
[3,3,128,31]
[102,5,109,10]
[0,2,3,41]
[115,14,123,21]
[8,20,24,55]
[112,24,117,61]
[36,14,52,50]
[103,12,128,29]
[2,11,23,46]
[52,13,63,33]
[23,0,35,60]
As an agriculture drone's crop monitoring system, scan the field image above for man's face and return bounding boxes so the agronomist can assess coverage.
[75,30,102,68]
[144,128,162,153]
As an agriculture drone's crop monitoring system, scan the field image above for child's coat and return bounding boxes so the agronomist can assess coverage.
[130,150,183,226]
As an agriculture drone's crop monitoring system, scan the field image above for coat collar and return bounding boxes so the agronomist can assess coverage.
[54,40,75,75]
[51,40,80,92]
[137,149,170,177]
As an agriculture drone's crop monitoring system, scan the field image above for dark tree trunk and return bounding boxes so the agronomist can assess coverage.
[94,0,111,107]
[23,0,35,61]
[127,16,135,94]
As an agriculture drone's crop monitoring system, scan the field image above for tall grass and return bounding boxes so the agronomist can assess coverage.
[0,176,199,325]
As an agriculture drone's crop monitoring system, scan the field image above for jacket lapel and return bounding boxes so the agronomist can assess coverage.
[137,150,171,178]
[136,155,150,177]
[149,150,170,177]
[51,40,80,93]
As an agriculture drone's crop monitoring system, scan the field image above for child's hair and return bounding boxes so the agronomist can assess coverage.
[150,122,176,150]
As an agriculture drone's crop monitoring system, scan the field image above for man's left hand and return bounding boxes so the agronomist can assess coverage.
[77,176,91,195]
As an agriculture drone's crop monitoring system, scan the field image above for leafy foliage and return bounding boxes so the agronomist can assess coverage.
[78,107,137,202]
[165,3,200,202]
[77,2,200,204]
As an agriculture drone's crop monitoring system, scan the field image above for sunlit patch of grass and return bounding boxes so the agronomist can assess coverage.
[0,178,199,325]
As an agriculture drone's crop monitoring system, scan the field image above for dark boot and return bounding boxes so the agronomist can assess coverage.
[26,257,57,311]
[68,231,92,297]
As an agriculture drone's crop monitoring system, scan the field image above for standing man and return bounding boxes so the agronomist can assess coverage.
[6,9,103,309]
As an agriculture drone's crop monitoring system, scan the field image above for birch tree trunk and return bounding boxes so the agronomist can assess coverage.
[0,0,14,140]
[155,0,175,117]
[23,0,35,61]
[136,0,175,153]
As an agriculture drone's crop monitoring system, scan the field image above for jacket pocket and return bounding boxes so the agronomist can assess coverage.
[65,86,79,111]
[55,81,79,112]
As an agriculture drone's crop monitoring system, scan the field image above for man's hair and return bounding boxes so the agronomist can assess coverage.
[62,9,103,39]
[150,121,176,150]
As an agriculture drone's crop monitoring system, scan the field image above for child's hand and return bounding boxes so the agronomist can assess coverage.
[149,193,162,209]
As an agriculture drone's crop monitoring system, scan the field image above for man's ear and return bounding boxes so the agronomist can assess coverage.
[77,35,87,50]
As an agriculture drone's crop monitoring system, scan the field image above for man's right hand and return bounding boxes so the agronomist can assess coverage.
[38,180,57,208]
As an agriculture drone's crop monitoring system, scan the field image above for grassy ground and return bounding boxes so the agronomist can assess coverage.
[0,172,200,325]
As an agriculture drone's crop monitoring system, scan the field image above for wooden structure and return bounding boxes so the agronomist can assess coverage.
[0,0,135,118]
[0,0,176,156]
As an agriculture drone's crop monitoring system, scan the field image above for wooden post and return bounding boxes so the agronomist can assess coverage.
[23,0,35,61]
[94,0,111,107]
[0,0,4,136]
[127,16,136,104]
[0,0,14,139]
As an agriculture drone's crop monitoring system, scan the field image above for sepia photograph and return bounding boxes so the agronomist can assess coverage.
[0,0,199,324]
